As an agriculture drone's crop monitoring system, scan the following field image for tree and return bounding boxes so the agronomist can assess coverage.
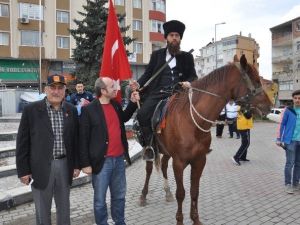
[69,0,134,91]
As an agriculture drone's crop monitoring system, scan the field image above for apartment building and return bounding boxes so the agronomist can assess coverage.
[0,0,166,88]
[270,17,300,106]
[195,34,260,78]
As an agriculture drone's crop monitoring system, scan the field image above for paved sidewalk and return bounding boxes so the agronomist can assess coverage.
[1,122,300,225]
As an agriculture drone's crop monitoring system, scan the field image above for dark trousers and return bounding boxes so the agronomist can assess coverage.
[234,129,250,160]
[216,114,226,136]
[137,93,165,127]
[227,118,239,138]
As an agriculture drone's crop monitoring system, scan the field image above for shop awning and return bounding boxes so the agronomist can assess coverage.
[0,59,39,82]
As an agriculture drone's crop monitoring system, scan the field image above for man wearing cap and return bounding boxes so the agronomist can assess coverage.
[130,20,197,160]
[16,74,80,225]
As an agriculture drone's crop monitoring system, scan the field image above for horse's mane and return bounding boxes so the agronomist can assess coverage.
[168,64,235,113]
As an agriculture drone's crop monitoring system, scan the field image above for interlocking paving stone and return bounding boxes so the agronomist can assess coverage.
[0,122,300,224]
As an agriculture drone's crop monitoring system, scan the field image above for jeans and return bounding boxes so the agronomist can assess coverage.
[284,141,300,186]
[92,155,126,225]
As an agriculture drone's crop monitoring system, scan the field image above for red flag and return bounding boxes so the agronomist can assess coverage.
[100,0,132,101]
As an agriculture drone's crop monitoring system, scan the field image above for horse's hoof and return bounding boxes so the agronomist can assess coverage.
[165,193,174,202]
[138,196,147,207]
[176,222,184,225]
[193,221,202,225]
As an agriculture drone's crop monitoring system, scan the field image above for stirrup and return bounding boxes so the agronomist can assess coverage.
[142,146,155,161]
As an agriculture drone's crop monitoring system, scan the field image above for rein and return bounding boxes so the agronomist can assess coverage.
[188,64,264,132]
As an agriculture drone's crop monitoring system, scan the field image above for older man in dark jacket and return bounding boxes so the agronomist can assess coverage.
[16,74,80,225]
[131,20,197,160]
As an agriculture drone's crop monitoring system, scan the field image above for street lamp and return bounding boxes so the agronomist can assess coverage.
[215,22,226,69]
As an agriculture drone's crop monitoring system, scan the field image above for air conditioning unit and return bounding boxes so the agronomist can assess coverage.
[20,17,29,24]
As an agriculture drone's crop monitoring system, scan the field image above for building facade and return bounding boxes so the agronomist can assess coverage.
[195,34,260,78]
[0,0,166,88]
[270,17,300,106]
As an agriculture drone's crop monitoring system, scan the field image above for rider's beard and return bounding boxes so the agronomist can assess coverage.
[167,40,181,56]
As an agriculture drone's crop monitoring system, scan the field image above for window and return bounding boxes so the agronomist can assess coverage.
[133,20,142,31]
[297,41,300,51]
[119,18,125,28]
[19,3,43,20]
[151,20,164,34]
[133,42,142,54]
[0,4,9,17]
[279,80,293,91]
[133,0,142,8]
[21,31,41,46]
[114,0,124,6]
[151,0,165,12]
[57,36,69,49]
[0,32,9,45]
[57,11,69,23]
[296,21,300,31]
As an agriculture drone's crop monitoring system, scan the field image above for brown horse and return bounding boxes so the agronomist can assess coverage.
[138,55,272,225]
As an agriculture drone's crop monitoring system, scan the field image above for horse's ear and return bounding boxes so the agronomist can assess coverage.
[233,54,239,62]
[240,54,247,70]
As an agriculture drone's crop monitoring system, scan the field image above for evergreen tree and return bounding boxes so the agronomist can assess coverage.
[70,0,134,91]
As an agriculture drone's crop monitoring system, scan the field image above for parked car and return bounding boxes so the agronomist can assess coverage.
[266,108,284,123]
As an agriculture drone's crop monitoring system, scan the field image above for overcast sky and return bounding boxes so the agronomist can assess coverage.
[166,0,300,79]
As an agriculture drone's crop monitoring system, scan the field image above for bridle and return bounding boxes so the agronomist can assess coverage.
[188,63,264,132]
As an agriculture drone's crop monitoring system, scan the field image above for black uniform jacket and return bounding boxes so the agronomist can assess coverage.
[138,48,198,95]
[16,99,79,190]
[79,99,137,174]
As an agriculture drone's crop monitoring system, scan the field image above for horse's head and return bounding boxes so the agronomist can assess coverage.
[233,55,272,116]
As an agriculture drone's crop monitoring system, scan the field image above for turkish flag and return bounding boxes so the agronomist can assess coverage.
[99,0,132,102]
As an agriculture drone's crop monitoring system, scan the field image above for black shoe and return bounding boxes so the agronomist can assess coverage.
[240,158,250,162]
[231,156,241,165]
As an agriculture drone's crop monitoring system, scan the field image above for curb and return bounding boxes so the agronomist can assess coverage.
[0,140,142,211]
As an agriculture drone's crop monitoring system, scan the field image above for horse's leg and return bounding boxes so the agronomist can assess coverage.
[139,161,153,206]
[161,154,174,202]
[173,159,186,225]
[190,157,206,225]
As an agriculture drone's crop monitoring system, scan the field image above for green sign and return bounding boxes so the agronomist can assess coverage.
[0,60,39,81]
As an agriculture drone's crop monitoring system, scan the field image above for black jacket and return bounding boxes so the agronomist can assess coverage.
[138,48,197,95]
[16,99,79,190]
[79,99,136,174]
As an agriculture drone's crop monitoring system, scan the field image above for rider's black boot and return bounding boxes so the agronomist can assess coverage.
[141,126,155,161]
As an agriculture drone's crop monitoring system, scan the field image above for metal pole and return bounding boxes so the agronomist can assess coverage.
[214,22,226,70]
[39,0,42,94]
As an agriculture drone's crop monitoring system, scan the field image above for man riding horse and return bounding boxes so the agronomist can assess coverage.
[130,20,197,160]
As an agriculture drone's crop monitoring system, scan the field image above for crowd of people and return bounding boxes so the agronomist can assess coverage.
[14,18,300,225]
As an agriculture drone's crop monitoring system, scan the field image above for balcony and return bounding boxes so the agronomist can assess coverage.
[272,52,293,63]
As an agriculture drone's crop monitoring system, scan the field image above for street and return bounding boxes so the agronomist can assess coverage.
[1,122,300,225]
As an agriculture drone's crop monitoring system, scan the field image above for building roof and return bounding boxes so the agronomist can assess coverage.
[270,16,300,31]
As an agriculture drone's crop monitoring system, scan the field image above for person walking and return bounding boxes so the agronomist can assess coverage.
[79,77,140,225]
[232,104,253,166]
[16,74,80,225]
[130,20,197,160]
[216,107,226,138]
[276,90,300,194]
[226,99,240,139]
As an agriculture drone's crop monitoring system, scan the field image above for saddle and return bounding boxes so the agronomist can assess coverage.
[132,98,169,147]
[151,98,169,133]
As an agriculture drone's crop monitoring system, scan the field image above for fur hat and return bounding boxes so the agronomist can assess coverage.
[163,20,185,39]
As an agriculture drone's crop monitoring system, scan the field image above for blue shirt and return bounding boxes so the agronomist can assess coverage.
[292,107,300,141]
